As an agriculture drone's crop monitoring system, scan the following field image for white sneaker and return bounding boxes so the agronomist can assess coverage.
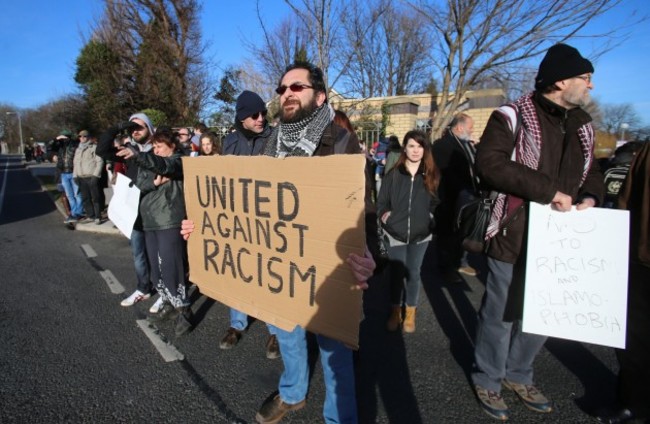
[120,290,151,307]
[149,296,164,314]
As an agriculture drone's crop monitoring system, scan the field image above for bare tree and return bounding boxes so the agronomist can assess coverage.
[600,102,641,136]
[408,0,640,137]
[283,0,340,88]
[246,0,387,95]
[339,0,432,97]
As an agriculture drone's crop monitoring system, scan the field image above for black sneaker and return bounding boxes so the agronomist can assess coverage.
[147,303,178,323]
[174,307,193,336]
[255,393,305,424]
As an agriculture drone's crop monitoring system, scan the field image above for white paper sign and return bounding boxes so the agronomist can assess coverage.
[523,202,629,348]
[107,173,140,239]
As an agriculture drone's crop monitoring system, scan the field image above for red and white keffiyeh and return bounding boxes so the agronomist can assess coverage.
[485,93,594,240]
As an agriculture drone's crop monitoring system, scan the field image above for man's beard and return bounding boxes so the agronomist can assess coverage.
[132,131,149,144]
[281,97,318,124]
[563,89,591,109]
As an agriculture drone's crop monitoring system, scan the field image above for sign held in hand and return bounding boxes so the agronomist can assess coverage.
[523,203,629,348]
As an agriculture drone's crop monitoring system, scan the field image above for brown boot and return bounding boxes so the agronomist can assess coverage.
[403,306,416,333]
[386,305,403,332]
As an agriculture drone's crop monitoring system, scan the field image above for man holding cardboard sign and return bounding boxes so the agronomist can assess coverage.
[470,44,604,421]
[181,62,375,424]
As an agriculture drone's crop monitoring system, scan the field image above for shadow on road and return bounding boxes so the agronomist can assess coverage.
[0,160,57,225]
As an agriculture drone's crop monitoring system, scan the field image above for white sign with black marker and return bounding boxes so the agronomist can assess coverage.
[523,202,629,348]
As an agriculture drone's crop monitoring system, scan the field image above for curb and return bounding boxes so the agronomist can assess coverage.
[28,163,122,236]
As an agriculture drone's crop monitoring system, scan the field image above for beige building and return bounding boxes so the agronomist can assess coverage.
[330,88,506,145]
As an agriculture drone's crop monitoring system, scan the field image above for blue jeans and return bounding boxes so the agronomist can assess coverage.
[272,325,357,424]
[472,257,547,392]
[60,172,84,217]
[229,308,276,335]
[130,228,152,294]
[386,241,429,306]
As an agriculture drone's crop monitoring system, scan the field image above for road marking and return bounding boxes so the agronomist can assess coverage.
[99,270,125,294]
[0,161,9,218]
[136,320,185,362]
[80,244,97,258]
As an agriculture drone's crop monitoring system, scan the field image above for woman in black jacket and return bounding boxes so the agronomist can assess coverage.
[377,130,439,333]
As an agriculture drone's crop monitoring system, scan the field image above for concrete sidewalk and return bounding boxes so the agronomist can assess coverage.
[28,161,121,235]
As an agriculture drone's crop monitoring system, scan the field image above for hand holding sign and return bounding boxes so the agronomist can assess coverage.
[347,247,375,290]
[180,219,195,241]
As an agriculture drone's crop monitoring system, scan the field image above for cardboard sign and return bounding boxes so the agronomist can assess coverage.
[523,202,629,348]
[107,173,140,239]
[183,155,367,348]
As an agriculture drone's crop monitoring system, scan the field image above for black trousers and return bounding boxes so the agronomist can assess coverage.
[77,176,102,219]
[616,262,650,418]
[145,228,188,308]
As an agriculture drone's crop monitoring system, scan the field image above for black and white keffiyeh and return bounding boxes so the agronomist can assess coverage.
[264,103,335,158]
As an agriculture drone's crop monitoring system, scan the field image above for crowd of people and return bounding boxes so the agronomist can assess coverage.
[45,46,648,424]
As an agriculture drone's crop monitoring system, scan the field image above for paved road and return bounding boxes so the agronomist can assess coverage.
[0,156,617,423]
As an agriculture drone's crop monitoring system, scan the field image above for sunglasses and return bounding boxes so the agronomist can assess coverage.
[178,132,190,136]
[250,111,268,120]
[275,83,314,95]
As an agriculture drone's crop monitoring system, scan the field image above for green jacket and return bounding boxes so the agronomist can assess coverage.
[134,151,186,231]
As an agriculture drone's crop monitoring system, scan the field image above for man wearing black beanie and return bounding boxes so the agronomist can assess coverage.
[219,90,280,359]
[471,43,604,421]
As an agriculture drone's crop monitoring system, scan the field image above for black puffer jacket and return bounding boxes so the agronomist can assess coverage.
[377,163,439,244]
[222,122,271,156]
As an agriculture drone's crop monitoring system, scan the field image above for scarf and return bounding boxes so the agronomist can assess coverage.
[485,92,594,239]
[264,103,334,158]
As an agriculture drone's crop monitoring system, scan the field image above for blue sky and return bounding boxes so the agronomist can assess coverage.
[1,0,649,125]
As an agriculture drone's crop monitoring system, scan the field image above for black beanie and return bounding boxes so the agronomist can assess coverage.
[535,44,594,90]
[236,90,266,121]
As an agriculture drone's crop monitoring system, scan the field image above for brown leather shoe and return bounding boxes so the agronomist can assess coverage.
[265,335,280,359]
[219,328,242,350]
[255,394,305,424]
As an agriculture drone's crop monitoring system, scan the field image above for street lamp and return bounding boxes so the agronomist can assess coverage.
[5,111,24,158]
[620,122,629,142]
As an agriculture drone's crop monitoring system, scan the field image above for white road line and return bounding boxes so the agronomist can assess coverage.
[99,270,125,294]
[136,320,185,362]
[0,161,9,217]
[80,244,97,258]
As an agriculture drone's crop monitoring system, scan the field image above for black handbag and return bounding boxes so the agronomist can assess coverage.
[456,191,497,253]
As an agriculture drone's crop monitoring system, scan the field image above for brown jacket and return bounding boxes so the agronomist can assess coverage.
[476,92,604,264]
[618,142,650,267]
